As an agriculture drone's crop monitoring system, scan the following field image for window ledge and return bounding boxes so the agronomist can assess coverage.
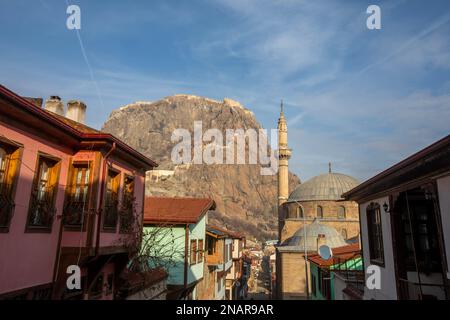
[369,259,385,268]
[25,226,53,233]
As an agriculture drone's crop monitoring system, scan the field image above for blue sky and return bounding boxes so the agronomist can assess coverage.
[1,0,450,181]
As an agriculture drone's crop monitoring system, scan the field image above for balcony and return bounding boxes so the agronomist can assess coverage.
[334,270,365,299]
[27,187,56,229]
[0,182,15,230]
[207,254,223,266]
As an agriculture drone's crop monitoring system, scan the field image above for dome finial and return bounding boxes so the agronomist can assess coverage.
[328,162,332,173]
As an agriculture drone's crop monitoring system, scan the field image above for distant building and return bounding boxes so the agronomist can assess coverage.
[279,171,361,243]
[143,196,216,300]
[225,230,246,300]
[275,219,348,299]
[344,135,450,300]
[275,100,361,300]
[0,85,157,300]
[196,225,233,300]
[265,240,279,247]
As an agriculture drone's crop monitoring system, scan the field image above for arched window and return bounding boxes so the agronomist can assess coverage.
[338,206,346,219]
[317,205,323,219]
[341,228,348,240]
[297,206,304,218]
[288,206,296,219]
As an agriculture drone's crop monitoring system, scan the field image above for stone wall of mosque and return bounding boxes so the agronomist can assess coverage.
[276,251,309,300]
[279,200,360,243]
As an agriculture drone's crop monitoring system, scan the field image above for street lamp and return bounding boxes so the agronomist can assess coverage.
[293,200,309,300]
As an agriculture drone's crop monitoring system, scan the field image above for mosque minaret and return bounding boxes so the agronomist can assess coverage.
[277,100,291,208]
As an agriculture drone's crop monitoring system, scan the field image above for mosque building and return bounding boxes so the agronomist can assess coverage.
[275,102,361,300]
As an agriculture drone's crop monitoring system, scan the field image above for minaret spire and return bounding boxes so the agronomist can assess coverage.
[277,99,291,207]
[329,162,332,173]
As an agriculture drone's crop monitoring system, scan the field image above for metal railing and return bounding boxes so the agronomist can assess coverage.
[398,277,449,300]
[334,269,365,294]
[28,187,56,228]
[63,197,89,226]
[0,182,15,228]
[103,192,119,229]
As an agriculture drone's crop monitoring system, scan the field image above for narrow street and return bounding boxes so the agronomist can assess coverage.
[245,253,272,300]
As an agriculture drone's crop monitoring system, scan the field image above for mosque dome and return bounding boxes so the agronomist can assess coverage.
[288,172,359,202]
[282,219,347,250]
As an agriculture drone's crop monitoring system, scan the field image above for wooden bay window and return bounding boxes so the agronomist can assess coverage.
[63,161,91,227]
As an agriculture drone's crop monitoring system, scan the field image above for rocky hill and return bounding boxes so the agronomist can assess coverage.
[102,95,299,241]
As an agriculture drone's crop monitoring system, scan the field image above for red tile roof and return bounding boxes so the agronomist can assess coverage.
[144,197,216,224]
[308,243,360,267]
[207,224,245,239]
[50,111,103,134]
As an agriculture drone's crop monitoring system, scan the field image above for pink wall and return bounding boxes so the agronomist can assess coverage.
[97,157,145,248]
[0,122,71,295]
[59,151,95,249]
[60,154,145,249]
[1,122,147,297]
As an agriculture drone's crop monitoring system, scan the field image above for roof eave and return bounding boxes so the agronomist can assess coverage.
[343,134,450,201]
[0,85,158,169]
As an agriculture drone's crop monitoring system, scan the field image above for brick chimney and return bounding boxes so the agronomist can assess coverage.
[66,100,86,124]
[317,234,326,251]
[44,96,64,115]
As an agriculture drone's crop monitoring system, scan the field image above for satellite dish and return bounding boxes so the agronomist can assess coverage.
[318,245,333,260]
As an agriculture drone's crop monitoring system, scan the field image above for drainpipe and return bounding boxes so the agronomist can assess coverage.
[294,200,309,300]
[184,224,189,290]
[95,142,116,256]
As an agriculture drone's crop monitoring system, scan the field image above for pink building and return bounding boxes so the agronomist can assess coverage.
[0,85,157,299]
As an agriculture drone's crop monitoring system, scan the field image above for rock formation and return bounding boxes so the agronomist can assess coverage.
[102,95,299,241]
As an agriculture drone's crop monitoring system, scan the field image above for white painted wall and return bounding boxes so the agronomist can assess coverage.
[225,238,233,271]
[232,239,241,259]
[359,196,398,300]
[215,274,225,300]
[332,273,347,300]
[437,174,450,280]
